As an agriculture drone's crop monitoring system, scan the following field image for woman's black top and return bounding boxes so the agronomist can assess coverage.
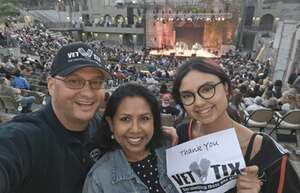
[177,122,300,193]
[130,151,166,193]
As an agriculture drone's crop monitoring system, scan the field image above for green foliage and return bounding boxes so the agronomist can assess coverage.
[0,3,20,17]
[0,0,49,7]
[0,0,19,5]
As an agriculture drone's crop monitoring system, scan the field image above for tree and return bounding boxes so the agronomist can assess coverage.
[0,0,53,8]
[0,3,20,17]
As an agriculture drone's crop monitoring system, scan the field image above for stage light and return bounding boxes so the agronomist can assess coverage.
[206,17,211,21]
[221,17,225,21]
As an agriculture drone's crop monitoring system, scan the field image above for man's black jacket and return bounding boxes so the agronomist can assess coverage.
[0,103,102,193]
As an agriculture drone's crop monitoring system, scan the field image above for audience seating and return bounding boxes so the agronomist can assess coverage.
[241,108,275,132]
[0,95,22,114]
[270,110,300,153]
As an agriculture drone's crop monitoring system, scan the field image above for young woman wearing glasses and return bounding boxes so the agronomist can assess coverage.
[172,58,300,193]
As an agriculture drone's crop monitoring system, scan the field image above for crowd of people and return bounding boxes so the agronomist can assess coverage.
[0,22,300,193]
[218,51,300,120]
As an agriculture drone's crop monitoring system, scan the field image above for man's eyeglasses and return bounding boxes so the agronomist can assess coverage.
[180,81,223,106]
[54,76,106,90]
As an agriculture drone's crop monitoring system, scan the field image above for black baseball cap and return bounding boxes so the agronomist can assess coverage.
[50,42,111,79]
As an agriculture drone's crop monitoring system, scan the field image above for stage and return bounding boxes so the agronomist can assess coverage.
[149,48,218,58]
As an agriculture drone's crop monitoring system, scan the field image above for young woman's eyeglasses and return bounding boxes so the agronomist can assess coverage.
[180,81,223,106]
[54,76,106,90]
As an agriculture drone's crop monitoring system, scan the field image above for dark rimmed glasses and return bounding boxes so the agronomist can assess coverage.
[180,81,223,106]
[54,76,106,90]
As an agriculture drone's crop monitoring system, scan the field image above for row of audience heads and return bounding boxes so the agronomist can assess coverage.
[98,58,233,153]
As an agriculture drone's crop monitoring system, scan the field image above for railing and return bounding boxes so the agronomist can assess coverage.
[26,4,56,10]
[147,12,233,20]
[244,25,274,32]
[83,25,144,34]
[45,22,81,29]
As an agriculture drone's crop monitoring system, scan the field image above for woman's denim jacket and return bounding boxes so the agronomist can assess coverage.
[82,147,179,193]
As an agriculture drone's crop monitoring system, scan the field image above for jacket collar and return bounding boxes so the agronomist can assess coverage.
[110,147,166,184]
[111,149,136,184]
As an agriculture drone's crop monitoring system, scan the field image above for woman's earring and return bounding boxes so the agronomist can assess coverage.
[111,134,115,139]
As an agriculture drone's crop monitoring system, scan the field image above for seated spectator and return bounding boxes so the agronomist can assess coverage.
[262,83,273,100]
[239,84,249,97]
[281,103,291,114]
[246,96,264,112]
[265,97,280,111]
[0,77,36,113]
[160,93,180,117]
[243,97,254,107]
[248,84,263,97]
[11,69,30,90]
[279,88,297,112]
[0,63,7,74]
[20,65,33,77]
[273,80,283,99]
[4,59,16,74]
[229,89,244,111]
[159,83,170,95]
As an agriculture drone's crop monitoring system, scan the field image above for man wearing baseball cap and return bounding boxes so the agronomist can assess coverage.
[0,42,112,193]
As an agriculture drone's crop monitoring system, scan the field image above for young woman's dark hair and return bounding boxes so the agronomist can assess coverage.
[95,83,165,152]
[172,58,232,109]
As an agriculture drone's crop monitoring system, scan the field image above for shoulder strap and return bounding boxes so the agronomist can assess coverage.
[188,119,193,140]
[277,154,288,193]
[244,133,259,163]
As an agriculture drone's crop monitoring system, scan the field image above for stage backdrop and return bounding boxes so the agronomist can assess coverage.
[175,22,204,49]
